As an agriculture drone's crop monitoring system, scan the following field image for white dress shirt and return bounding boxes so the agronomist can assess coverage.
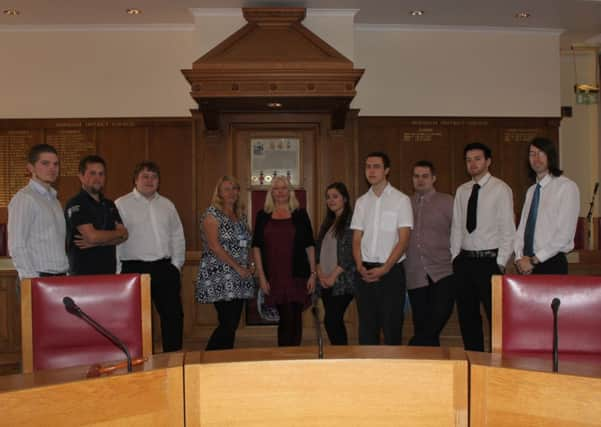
[514,174,580,262]
[351,183,413,263]
[115,189,185,270]
[8,179,69,279]
[450,173,515,266]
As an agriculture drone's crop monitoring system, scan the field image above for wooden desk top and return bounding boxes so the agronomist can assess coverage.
[467,351,601,379]
[188,345,467,365]
[0,352,184,392]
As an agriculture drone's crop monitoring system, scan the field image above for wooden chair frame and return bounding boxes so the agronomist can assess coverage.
[21,274,152,373]
[491,274,504,353]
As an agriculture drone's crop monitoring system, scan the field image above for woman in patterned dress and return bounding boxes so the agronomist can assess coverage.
[252,176,316,346]
[196,176,255,350]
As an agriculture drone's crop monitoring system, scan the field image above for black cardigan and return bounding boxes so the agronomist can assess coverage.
[252,208,315,279]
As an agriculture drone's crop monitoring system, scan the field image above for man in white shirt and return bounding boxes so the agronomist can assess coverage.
[451,143,515,351]
[514,137,580,275]
[8,144,69,279]
[116,161,186,352]
[351,152,413,345]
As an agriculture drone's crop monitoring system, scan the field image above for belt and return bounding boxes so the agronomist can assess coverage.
[122,258,171,264]
[460,249,498,259]
[362,262,383,270]
[39,272,67,277]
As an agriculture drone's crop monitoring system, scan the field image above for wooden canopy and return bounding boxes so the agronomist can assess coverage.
[182,8,364,130]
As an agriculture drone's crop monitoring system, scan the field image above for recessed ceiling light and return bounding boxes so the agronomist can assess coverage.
[126,8,142,15]
[267,102,283,108]
[3,8,20,16]
[514,11,531,19]
[409,10,425,17]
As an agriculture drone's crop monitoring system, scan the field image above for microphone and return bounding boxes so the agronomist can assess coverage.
[63,296,133,373]
[551,297,561,373]
[594,182,599,195]
[311,298,324,359]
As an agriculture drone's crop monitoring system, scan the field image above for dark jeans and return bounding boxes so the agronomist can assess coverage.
[277,302,304,346]
[356,262,405,345]
[408,274,455,346]
[453,255,500,352]
[206,299,244,350]
[321,288,354,345]
[121,259,184,352]
[532,253,568,275]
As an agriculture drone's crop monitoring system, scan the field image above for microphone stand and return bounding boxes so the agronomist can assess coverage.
[551,298,561,373]
[586,183,599,249]
[63,297,133,372]
[311,297,324,359]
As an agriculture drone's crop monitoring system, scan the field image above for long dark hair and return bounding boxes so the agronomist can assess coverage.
[318,182,352,241]
[528,137,563,180]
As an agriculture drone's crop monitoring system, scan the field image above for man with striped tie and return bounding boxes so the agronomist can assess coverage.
[514,137,580,275]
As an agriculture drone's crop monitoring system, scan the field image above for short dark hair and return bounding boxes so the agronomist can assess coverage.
[79,155,106,175]
[133,161,160,184]
[413,160,436,175]
[365,151,391,169]
[529,137,562,179]
[27,144,58,165]
[464,142,492,159]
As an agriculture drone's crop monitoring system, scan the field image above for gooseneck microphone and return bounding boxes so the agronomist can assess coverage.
[63,296,133,372]
[551,297,561,373]
[311,300,324,359]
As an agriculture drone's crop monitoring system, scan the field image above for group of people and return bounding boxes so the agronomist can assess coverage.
[196,137,579,352]
[8,145,185,352]
[8,136,580,353]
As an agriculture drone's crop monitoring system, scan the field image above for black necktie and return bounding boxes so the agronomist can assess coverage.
[466,183,480,233]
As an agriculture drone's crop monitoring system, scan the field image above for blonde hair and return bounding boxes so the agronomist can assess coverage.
[264,175,299,214]
[211,175,245,218]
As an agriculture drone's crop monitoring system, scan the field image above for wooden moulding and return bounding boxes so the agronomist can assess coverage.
[181,7,364,131]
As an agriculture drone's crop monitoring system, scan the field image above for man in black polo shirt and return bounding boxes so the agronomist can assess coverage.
[65,155,128,275]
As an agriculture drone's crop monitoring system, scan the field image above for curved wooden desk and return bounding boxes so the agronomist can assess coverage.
[184,346,468,426]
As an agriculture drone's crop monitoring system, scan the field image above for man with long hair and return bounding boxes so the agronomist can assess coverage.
[514,138,580,274]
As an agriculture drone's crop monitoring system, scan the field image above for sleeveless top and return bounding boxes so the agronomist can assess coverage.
[195,206,255,303]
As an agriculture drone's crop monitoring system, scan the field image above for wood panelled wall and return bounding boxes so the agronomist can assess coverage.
[0,114,559,355]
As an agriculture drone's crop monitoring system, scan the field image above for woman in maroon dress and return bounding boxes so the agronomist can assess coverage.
[252,176,316,346]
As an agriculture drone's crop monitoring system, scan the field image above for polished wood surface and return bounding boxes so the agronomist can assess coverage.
[0,352,184,426]
[468,351,601,427]
[491,275,503,353]
[184,346,468,426]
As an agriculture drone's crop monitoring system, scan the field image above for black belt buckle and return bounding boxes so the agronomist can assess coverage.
[461,249,498,259]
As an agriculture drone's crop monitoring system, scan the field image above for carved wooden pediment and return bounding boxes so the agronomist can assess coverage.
[182,8,364,130]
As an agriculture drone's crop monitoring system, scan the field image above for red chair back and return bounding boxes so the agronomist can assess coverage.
[498,275,601,355]
[25,274,147,371]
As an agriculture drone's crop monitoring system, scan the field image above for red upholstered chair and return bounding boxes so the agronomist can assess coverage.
[20,274,152,373]
[491,274,601,362]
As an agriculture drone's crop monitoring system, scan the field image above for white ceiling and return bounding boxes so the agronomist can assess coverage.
[1,0,600,44]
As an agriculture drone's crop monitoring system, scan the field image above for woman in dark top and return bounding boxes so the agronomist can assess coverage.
[315,182,355,345]
[196,176,255,350]
[252,176,316,346]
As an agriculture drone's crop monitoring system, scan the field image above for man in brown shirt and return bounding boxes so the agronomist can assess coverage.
[405,160,455,346]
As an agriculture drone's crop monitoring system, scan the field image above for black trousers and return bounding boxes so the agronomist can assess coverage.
[321,288,354,345]
[408,274,455,347]
[356,262,405,345]
[453,255,500,352]
[121,259,183,352]
[206,299,244,350]
[532,253,568,275]
[276,302,304,346]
